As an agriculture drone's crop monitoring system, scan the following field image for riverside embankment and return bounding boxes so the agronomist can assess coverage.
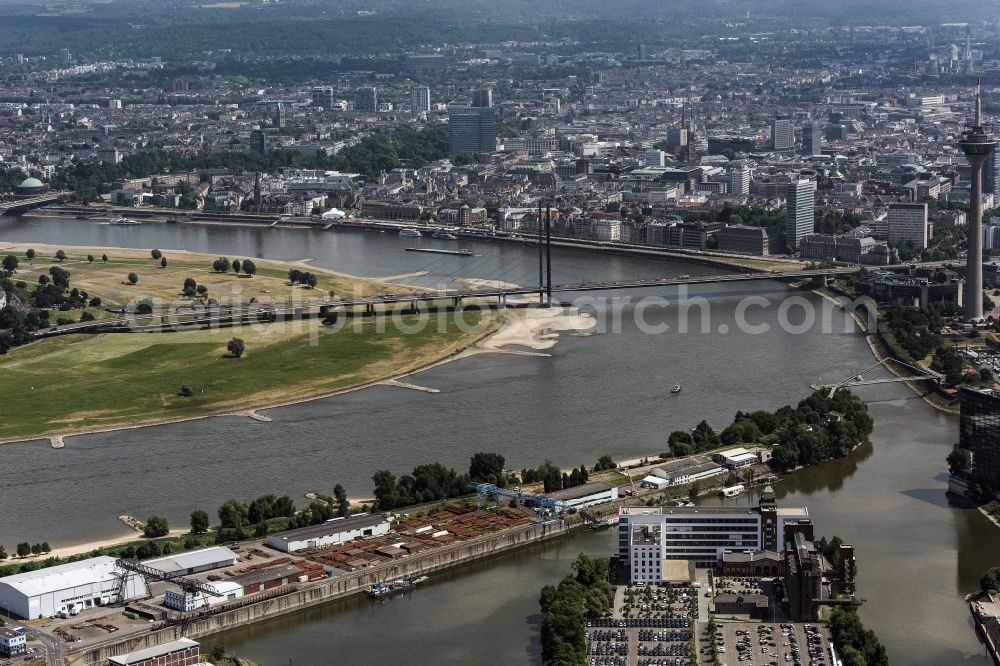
[68,520,570,665]
[26,206,800,273]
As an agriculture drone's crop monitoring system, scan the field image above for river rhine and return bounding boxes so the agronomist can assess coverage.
[0,216,994,665]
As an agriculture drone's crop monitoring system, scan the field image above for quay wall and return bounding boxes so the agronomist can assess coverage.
[971,598,1000,666]
[67,520,570,665]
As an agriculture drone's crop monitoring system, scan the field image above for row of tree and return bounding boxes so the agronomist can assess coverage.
[287,269,317,288]
[521,460,591,494]
[539,554,614,666]
[212,256,257,275]
[0,542,51,559]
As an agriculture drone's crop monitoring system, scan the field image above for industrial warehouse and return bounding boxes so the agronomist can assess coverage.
[264,513,390,553]
[0,557,146,619]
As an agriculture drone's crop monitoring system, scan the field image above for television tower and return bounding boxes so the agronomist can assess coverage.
[960,78,996,320]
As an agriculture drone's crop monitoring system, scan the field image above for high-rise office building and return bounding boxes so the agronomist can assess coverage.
[411,86,431,113]
[665,127,688,154]
[980,147,1000,197]
[471,88,493,108]
[448,104,496,157]
[959,386,1000,490]
[311,86,334,110]
[771,117,794,151]
[273,103,286,129]
[354,87,378,112]
[887,202,929,249]
[730,163,751,196]
[249,128,266,154]
[785,180,816,251]
[802,123,822,155]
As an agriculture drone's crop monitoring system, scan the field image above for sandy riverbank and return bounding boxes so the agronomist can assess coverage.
[9,528,191,564]
[476,305,596,351]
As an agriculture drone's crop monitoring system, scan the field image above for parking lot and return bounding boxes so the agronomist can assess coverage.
[713,622,833,666]
[585,582,702,666]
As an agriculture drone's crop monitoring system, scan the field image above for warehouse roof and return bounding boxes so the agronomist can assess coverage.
[268,514,388,543]
[108,638,198,665]
[229,564,304,588]
[143,546,237,574]
[550,481,614,501]
[0,556,119,597]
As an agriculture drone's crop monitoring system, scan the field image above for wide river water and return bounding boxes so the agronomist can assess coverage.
[0,216,995,665]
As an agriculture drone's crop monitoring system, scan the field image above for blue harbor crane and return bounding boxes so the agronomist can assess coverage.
[466,483,571,522]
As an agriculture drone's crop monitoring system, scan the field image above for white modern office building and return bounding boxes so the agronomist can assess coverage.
[0,557,145,619]
[887,202,929,249]
[619,497,810,579]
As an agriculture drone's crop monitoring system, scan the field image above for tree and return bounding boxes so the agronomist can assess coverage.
[981,567,1000,593]
[30,543,41,555]
[40,541,50,553]
[143,515,169,538]
[469,452,506,485]
[333,484,350,517]
[227,337,245,358]
[87,254,94,263]
[55,249,66,261]
[594,454,615,471]
[16,542,29,558]
[218,499,249,529]
[688,481,701,501]
[135,300,153,315]
[241,259,257,276]
[160,256,167,268]
[101,254,108,262]
[49,265,70,288]
[372,470,400,510]
[947,447,972,475]
[127,272,138,285]
[150,249,162,260]
[25,248,35,262]
[0,545,6,560]
[248,494,278,524]
[2,255,17,275]
[179,384,194,397]
[212,257,230,272]
[692,420,721,451]
[232,259,241,274]
[190,509,209,533]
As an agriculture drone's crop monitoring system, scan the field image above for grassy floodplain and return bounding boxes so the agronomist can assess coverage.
[0,243,406,308]
[0,312,492,440]
[0,244,495,440]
